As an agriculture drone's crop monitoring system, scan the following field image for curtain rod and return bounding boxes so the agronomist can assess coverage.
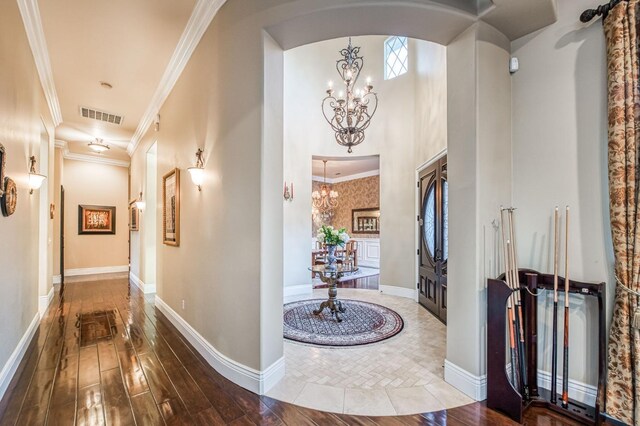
[580,0,628,22]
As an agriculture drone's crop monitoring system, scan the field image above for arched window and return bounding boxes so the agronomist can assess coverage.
[384,36,408,80]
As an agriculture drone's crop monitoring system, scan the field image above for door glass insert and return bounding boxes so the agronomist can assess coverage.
[442,179,448,262]
[424,182,435,258]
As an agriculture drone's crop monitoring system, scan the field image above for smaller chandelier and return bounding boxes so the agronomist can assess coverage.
[88,138,110,153]
[312,160,338,221]
[322,38,378,153]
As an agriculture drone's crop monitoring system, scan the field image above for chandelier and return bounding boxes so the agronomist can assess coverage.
[312,160,338,221]
[322,38,378,153]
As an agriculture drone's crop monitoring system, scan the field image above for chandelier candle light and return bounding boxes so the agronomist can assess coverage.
[322,38,378,153]
[312,160,338,221]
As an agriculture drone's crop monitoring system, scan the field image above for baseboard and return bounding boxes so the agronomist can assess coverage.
[379,285,417,300]
[52,275,61,285]
[444,359,487,401]
[38,287,54,317]
[155,296,285,395]
[537,369,597,406]
[283,284,312,298]
[64,265,129,277]
[0,313,39,402]
[129,272,156,294]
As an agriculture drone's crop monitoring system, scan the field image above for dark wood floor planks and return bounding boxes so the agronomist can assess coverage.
[0,278,610,426]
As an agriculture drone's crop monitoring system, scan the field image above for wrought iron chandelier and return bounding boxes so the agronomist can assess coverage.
[322,38,378,153]
[312,160,338,221]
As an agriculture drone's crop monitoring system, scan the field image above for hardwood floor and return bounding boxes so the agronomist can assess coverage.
[0,278,597,425]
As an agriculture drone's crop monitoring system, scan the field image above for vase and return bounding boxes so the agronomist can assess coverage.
[326,244,338,270]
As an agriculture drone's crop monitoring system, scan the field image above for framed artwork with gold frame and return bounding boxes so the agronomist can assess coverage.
[0,143,5,197]
[78,205,116,234]
[129,200,139,231]
[162,168,180,246]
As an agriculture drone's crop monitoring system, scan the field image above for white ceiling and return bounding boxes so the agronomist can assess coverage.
[29,0,557,164]
[39,0,196,159]
[312,156,380,180]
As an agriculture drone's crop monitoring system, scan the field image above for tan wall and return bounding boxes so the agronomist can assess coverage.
[53,148,63,275]
[0,0,54,376]
[62,159,129,270]
[511,0,609,386]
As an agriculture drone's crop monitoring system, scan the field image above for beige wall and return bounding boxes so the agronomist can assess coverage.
[511,0,609,386]
[53,147,63,275]
[62,159,129,270]
[0,0,54,382]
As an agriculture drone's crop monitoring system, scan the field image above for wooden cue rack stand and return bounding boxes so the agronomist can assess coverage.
[487,269,606,424]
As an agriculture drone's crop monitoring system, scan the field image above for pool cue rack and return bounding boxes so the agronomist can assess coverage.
[487,269,606,424]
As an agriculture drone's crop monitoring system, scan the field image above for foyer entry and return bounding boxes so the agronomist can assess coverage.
[418,156,448,323]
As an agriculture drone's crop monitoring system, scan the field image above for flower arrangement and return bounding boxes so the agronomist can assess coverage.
[317,225,350,247]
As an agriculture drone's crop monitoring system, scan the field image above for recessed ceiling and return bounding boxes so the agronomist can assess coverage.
[39,0,196,158]
[313,156,380,180]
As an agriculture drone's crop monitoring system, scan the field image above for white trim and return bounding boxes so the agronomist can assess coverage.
[0,313,40,402]
[444,359,486,401]
[129,272,156,294]
[16,0,62,126]
[64,265,129,277]
[128,0,227,155]
[312,169,380,184]
[55,140,130,168]
[379,285,417,300]
[283,284,312,298]
[52,275,61,285]
[537,369,597,406]
[155,296,285,394]
[415,149,447,304]
[38,287,54,317]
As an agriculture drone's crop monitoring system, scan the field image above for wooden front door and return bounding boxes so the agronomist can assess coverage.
[418,156,448,323]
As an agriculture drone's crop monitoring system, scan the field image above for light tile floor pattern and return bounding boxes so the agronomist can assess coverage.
[267,288,474,416]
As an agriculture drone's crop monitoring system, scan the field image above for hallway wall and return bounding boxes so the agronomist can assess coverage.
[62,159,129,272]
[0,0,54,398]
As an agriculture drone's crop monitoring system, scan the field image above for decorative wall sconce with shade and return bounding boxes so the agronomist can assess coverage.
[134,192,145,211]
[28,156,46,194]
[88,138,110,153]
[187,149,205,191]
[283,182,294,202]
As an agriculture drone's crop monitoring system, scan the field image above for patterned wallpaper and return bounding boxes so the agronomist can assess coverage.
[311,175,380,239]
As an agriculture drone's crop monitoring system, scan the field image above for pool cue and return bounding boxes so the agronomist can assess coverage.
[508,208,529,400]
[500,207,519,388]
[562,206,570,408]
[551,207,559,404]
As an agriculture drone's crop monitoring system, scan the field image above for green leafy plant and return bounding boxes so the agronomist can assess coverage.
[316,225,350,247]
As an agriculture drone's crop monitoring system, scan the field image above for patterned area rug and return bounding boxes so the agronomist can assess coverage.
[283,299,404,347]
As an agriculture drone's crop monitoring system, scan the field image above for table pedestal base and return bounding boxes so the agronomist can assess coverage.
[313,277,347,322]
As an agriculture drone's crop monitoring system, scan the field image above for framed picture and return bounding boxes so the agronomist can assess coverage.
[129,200,139,231]
[352,207,380,234]
[1,177,17,217]
[78,205,116,235]
[162,168,180,246]
[0,143,5,197]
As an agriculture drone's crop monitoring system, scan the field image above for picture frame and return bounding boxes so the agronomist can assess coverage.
[162,168,180,246]
[0,143,5,197]
[352,207,380,234]
[78,205,116,235]
[129,200,139,231]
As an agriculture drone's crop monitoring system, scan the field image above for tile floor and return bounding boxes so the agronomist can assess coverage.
[268,288,474,416]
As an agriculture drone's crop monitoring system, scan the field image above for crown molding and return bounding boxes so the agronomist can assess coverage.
[17,0,63,127]
[312,169,379,184]
[55,140,130,168]
[127,0,227,156]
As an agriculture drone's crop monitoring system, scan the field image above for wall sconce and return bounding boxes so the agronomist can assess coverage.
[187,149,205,191]
[283,181,294,202]
[28,156,46,194]
[135,192,145,211]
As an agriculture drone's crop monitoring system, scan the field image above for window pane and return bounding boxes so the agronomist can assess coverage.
[384,36,408,80]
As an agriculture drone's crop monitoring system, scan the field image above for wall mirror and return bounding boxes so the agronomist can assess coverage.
[352,207,380,234]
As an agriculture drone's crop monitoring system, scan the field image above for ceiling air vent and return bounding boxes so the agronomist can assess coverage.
[79,106,124,125]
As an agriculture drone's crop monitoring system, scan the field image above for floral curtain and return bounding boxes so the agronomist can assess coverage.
[605,0,640,424]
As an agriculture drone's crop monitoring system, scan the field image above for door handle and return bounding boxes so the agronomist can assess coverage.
[434,248,442,262]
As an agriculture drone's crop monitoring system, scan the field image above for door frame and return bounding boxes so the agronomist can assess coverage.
[415,148,447,304]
